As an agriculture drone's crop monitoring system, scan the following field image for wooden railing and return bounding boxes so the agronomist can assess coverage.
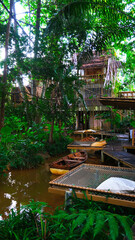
[118,91,135,98]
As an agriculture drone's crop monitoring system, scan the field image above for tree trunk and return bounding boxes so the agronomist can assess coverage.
[32,0,41,101]
[30,0,41,123]
[13,0,26,101]
[0,0,13,130]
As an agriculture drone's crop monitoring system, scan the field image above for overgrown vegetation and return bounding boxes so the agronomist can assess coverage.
[96,108,135,133]
[0,198,134,240]
[0,0,134,130]
[0,0,134,172]
[0,114,72,173]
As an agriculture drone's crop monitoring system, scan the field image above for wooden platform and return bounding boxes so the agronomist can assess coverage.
[67,141,104,151]
[74,130,128,140]
[49,164,135,208]
[99,97,135,110]
[123,145,135,150]
[102,150,135,168]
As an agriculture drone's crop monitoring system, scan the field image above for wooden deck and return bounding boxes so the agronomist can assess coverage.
[74,130,129,140]
[102,150,135,168]
[67,141,105,151]
[99,97,135,110]
[123,145,135,150]
[49,164,135,208]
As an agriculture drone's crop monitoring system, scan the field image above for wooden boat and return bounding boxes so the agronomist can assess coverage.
[80,136,96,142]
[49,151,88,175]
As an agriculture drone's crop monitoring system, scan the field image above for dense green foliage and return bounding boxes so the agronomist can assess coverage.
[0,198,134,240]
[0,114,72,172]
[0,0,134,130]
[0,0,134,167]
[96,108,135,133]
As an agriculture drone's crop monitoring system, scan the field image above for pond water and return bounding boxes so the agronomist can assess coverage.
[0,151,102,220]
[0,155,66,219]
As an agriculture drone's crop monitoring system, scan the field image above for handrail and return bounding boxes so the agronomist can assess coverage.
[118,91,135,98]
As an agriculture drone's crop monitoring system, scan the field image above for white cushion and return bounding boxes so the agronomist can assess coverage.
[96,177,135,193]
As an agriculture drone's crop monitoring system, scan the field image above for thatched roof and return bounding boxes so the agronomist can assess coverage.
[80,56,109,69]
[78,50,110,68]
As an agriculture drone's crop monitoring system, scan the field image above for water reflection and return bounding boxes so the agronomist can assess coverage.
[0,156,65,219]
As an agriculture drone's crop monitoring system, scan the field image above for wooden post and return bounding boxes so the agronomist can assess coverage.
[132,129,135,146]
[118,161,120,167]
[76,112,79,130]
[65,190,72,209]
[85,111,87,130]
[101,133,103,140]
[82,111,84,130]
[101,150,104,162]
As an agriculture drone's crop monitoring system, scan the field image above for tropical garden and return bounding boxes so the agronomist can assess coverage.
[0,0,135,239]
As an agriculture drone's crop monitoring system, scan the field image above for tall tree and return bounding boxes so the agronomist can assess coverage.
[32,0,41,100]
[45,0,134,54]
[0,0,13,129]
[0,0,134,130]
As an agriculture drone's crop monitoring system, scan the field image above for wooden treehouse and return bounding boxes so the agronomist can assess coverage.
[76,51,120,130]
[100,91,135,146]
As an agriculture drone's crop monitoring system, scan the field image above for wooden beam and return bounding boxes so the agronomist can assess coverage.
[67,145,103,151]
[48,187,135,208]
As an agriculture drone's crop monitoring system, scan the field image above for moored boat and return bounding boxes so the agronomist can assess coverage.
[80,136,96,142]
[49,151,88,175]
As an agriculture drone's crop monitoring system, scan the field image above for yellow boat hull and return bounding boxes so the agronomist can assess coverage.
[50,168,69,175]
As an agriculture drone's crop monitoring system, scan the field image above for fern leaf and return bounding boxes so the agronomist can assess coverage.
[81,210,95,237]
[66,213,78,221]
[52,211,68,220]
[107,213,119,240]
[71,212,86,232]
[93,211,105,238]
[115,215,133,240]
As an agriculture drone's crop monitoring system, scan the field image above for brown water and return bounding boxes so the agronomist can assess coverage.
[0,155,65,219]
[0,151,102,220]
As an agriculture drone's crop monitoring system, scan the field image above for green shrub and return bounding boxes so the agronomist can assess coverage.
[0,117,72,170]
[8,139,44,169]
[45,135,72,155]
[0,201,47,240]
[0,145,10,175]
[0,200,134,240]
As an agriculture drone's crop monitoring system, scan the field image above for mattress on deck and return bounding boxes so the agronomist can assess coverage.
[49,164,135,203]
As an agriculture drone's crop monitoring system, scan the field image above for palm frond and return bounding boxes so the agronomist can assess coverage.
[45,0,135,35]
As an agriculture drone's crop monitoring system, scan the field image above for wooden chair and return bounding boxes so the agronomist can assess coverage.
[132,129,135,146]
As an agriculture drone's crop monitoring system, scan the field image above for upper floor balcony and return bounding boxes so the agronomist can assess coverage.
[118,91,135,98]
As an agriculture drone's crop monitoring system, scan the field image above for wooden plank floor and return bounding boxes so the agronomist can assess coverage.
[103,150,135,168]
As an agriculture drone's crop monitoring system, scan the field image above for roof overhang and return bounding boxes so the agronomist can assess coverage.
[99,97,135,110]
